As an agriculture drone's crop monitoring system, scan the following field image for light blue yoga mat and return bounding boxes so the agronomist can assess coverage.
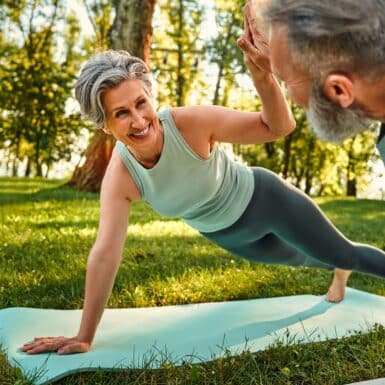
[1,287,385,385]
[347,380,385,385]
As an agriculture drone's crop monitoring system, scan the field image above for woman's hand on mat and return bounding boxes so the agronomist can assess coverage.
[22,336,90,355]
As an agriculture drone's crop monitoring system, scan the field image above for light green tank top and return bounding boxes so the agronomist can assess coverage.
[116,108,254,233]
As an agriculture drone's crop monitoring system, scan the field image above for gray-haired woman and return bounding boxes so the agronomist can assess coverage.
[22,31,385,355]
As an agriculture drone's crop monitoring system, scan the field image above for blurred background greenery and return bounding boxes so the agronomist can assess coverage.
[1,0,384,198]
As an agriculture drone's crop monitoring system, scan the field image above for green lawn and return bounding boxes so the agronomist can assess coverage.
[1,177,385,385]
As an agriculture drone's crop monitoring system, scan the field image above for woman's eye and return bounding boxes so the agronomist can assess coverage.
[116,110,127,118]
[137,99,146,107]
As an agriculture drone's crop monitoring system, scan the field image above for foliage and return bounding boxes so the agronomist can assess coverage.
[236,103,379,196]
[151,0,204,107]
[205,0,245,105]
[0,0,381,195]
[82,0,114,51]
[150,0,380,197]
[0,0,90,177]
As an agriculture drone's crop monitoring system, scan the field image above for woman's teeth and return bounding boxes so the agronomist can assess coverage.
[131,126,150,138]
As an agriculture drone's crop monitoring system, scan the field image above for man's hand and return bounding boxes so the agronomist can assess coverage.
[22,336,90,355]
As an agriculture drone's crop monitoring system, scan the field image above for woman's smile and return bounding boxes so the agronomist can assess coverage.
[130,124,151,138]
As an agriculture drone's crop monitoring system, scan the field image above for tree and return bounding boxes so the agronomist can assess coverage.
[0,0,84,177]
[207,0,244,106]
[151,0,204,107]
[69,0,157,192]
[109,0,156,62]
[342,129,378,197]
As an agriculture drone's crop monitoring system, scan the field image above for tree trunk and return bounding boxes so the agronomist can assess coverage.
[347,179,357,197]
[25,157,31,177]
[12,158,18,177]
[69,0,156,192]
[264,142,275,158]
[212,17,235,105]
[304,137,315,195]
[35,137,42,177]
[174,0,182,106]
[109,0,156,63]
[68,130,115,191]
[346,138,357,197]
[282,134,293,179]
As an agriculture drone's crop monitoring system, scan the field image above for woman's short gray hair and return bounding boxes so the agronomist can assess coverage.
[75,50,153,129]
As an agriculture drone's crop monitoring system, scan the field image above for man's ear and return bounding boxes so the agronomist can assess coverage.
[323,74,355,108]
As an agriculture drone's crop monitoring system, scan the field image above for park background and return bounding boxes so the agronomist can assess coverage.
[1,0,385,384]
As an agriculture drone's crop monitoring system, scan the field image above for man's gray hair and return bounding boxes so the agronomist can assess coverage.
[264,0,385,79]
[75,50,153,129]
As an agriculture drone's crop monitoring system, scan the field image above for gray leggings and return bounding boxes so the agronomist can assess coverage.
[201,167,385,278]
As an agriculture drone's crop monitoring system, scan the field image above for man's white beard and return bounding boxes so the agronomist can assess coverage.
[306,86,373,142]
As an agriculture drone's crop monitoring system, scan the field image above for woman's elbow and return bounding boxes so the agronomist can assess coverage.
[275,118,296,139]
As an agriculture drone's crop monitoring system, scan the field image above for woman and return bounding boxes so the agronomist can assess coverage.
[22,30,385,355]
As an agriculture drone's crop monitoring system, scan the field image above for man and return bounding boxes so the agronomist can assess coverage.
[242,0,385,302]
[244,0,385,159]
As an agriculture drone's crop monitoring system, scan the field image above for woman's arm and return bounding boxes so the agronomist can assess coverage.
[73,177,131,351]
[172,20,294,148]
[22,152,137,354]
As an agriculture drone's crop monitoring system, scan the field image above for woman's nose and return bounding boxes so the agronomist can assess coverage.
[131,111,146,128]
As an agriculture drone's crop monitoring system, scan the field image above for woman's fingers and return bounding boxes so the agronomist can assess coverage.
[22,336,90,355]
[23,338,65,354]
[237,37,263,64]
[237,36,272,80]
[240,0,271,71]
[33,336,62,340]
[243,8,253,43]
[244,0,259,29]
[243,1,269,54]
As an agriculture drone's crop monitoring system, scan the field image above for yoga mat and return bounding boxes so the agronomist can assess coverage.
[1,287,385,385]
[347,380,385,385]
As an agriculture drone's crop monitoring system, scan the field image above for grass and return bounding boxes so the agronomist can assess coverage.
[0,177,385,385]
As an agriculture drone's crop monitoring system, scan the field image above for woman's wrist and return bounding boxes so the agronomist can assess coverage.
[252,72,277,90]
[76,332,93,345]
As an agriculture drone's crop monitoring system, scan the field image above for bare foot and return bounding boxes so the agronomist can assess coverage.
[326,268,352,303]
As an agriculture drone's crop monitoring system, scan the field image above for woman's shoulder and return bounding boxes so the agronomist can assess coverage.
[165,106,216,157]
[102,149,141,201]
[168,105,218,130]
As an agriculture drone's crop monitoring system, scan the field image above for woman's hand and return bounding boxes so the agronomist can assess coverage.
[22,336,90,355]
[237,3,272,81]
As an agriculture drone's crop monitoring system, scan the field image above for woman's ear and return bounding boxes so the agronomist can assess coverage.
[323,74,355,108]
[102,126,112,135]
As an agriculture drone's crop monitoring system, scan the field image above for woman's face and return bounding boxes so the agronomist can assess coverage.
[102,78,159,150]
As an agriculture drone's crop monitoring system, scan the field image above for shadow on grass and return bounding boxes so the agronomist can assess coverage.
[0,178,98,206]
[0,187,98,205]
[319,198,385,219]
[32,220,99,230]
